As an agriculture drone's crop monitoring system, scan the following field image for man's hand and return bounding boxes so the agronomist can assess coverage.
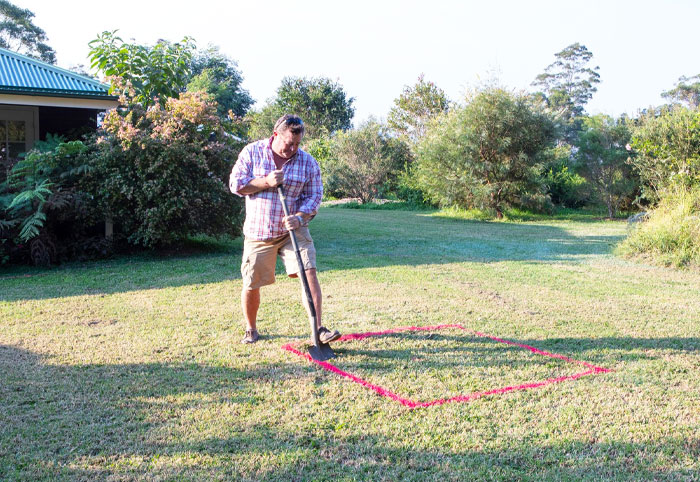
[283,214,303,231]
[237,169,284,195]
[265,169,284,188]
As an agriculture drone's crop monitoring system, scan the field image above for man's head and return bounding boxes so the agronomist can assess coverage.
[271,114,305,159]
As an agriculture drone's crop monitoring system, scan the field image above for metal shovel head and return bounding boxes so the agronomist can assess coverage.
[309,342,336,361]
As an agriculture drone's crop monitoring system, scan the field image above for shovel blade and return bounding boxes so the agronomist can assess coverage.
[308,342,336,361]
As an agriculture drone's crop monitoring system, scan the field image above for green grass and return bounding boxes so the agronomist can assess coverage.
[323,199,433,211]
[1,208,699,480]
[618,186,700,268]
[312,328,588,402]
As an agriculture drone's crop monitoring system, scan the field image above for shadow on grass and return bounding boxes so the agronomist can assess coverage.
[1,208,624,302]
[0,246,244,302]
[1,343,697,481]
[520,336,700,356]
[331,333,699,372]
[330,333,579,373]
[313,208,625,270]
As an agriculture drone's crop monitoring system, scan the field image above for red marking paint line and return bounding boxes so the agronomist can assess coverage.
[281,324,611,409]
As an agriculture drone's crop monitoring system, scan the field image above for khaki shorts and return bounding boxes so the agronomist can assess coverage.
[241,227,317,290]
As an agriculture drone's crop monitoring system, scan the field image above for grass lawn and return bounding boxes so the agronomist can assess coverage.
[1,207,699,480]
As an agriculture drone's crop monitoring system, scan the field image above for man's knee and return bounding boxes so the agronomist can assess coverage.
[289,268,317,280]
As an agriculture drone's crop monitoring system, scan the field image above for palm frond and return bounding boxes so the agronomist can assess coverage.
[18,210,47,242]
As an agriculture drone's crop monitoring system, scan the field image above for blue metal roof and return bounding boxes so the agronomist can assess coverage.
[0,47,115,99]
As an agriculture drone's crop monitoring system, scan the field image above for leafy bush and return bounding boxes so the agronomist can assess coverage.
[617,186,700,267]
[305,135,343,199]
[324,199,430,211]
[415,87,556,218]
[304,128,418,203]
[0,138,107,265]
[86,91,244,247]
[328,120,410,203]
[630,106,700,203]
[1,92,245,265]
[575,115,639,217]
[541,143,591,208]
[392,165,433,208]
[89,31,195,107]
[543,161,590,208]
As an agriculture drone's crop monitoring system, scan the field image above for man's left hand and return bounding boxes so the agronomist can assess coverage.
[283,214,302,231]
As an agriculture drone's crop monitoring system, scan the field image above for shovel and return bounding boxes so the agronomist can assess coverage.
[277,185,336,361]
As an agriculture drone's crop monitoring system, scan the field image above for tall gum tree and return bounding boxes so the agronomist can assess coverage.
[0,0,55,63]
[532,42,600,140]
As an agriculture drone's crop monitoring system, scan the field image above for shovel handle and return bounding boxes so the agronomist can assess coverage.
[277,185,320,346]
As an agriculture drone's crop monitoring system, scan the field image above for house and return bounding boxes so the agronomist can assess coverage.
[0,47,118,174]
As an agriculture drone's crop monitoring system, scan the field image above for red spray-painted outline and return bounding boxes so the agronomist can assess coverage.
[281,324,611,408]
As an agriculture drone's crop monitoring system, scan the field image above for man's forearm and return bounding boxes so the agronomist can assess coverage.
[238,177,273,195]
[295,211,315,224]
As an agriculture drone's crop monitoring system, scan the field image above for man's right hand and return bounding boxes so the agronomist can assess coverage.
[266,169,284,188]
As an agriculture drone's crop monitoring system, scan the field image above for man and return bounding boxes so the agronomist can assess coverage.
[229,114,341,344]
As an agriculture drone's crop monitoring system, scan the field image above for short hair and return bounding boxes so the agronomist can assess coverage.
[273,114,305,136]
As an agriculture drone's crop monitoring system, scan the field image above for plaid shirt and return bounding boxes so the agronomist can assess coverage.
[230,137,323,241]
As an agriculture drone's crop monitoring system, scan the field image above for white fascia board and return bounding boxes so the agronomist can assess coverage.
[0,94,118,110]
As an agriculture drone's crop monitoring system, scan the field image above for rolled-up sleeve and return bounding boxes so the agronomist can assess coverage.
[298,159,323,214]
[229,146,254,197]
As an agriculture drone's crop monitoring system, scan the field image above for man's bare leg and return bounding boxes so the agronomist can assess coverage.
[300,268,322,328]
[241,287,260,331]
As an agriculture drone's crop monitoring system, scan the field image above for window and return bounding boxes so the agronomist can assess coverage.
[0,119,27,161]
[0,106,37,181]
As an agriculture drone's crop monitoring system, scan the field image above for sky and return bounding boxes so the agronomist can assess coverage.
[15,0,700,124]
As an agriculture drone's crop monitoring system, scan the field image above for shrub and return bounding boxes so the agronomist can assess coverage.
[543,162,590,208]
[86,91,244,247]
[575,115,639,218]
[541,144,591,208]
[630,106,700,203]
[393,166,433,208]
[415,87,556,217]
[305,135,343,199]
[0,138,107,265]
[328,120,410,203]
[617,186,700,267]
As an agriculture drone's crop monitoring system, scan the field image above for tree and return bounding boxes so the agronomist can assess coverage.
[415,87,555,217]
[329,119,409,203]
[532,43,600,138]
[247,76,354,140]
[187,45,254,118]
[630,106,700,202]
[662,75,700,108]
[575,115,637,217]
[388,74,449,144]
[305,135,342,198]
[0,0,55,63]
[88,31,195,107]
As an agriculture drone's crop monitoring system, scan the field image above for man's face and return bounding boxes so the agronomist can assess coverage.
[272,129,303,159]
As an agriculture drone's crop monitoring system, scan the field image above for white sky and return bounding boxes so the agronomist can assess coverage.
[16,0,700,124]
